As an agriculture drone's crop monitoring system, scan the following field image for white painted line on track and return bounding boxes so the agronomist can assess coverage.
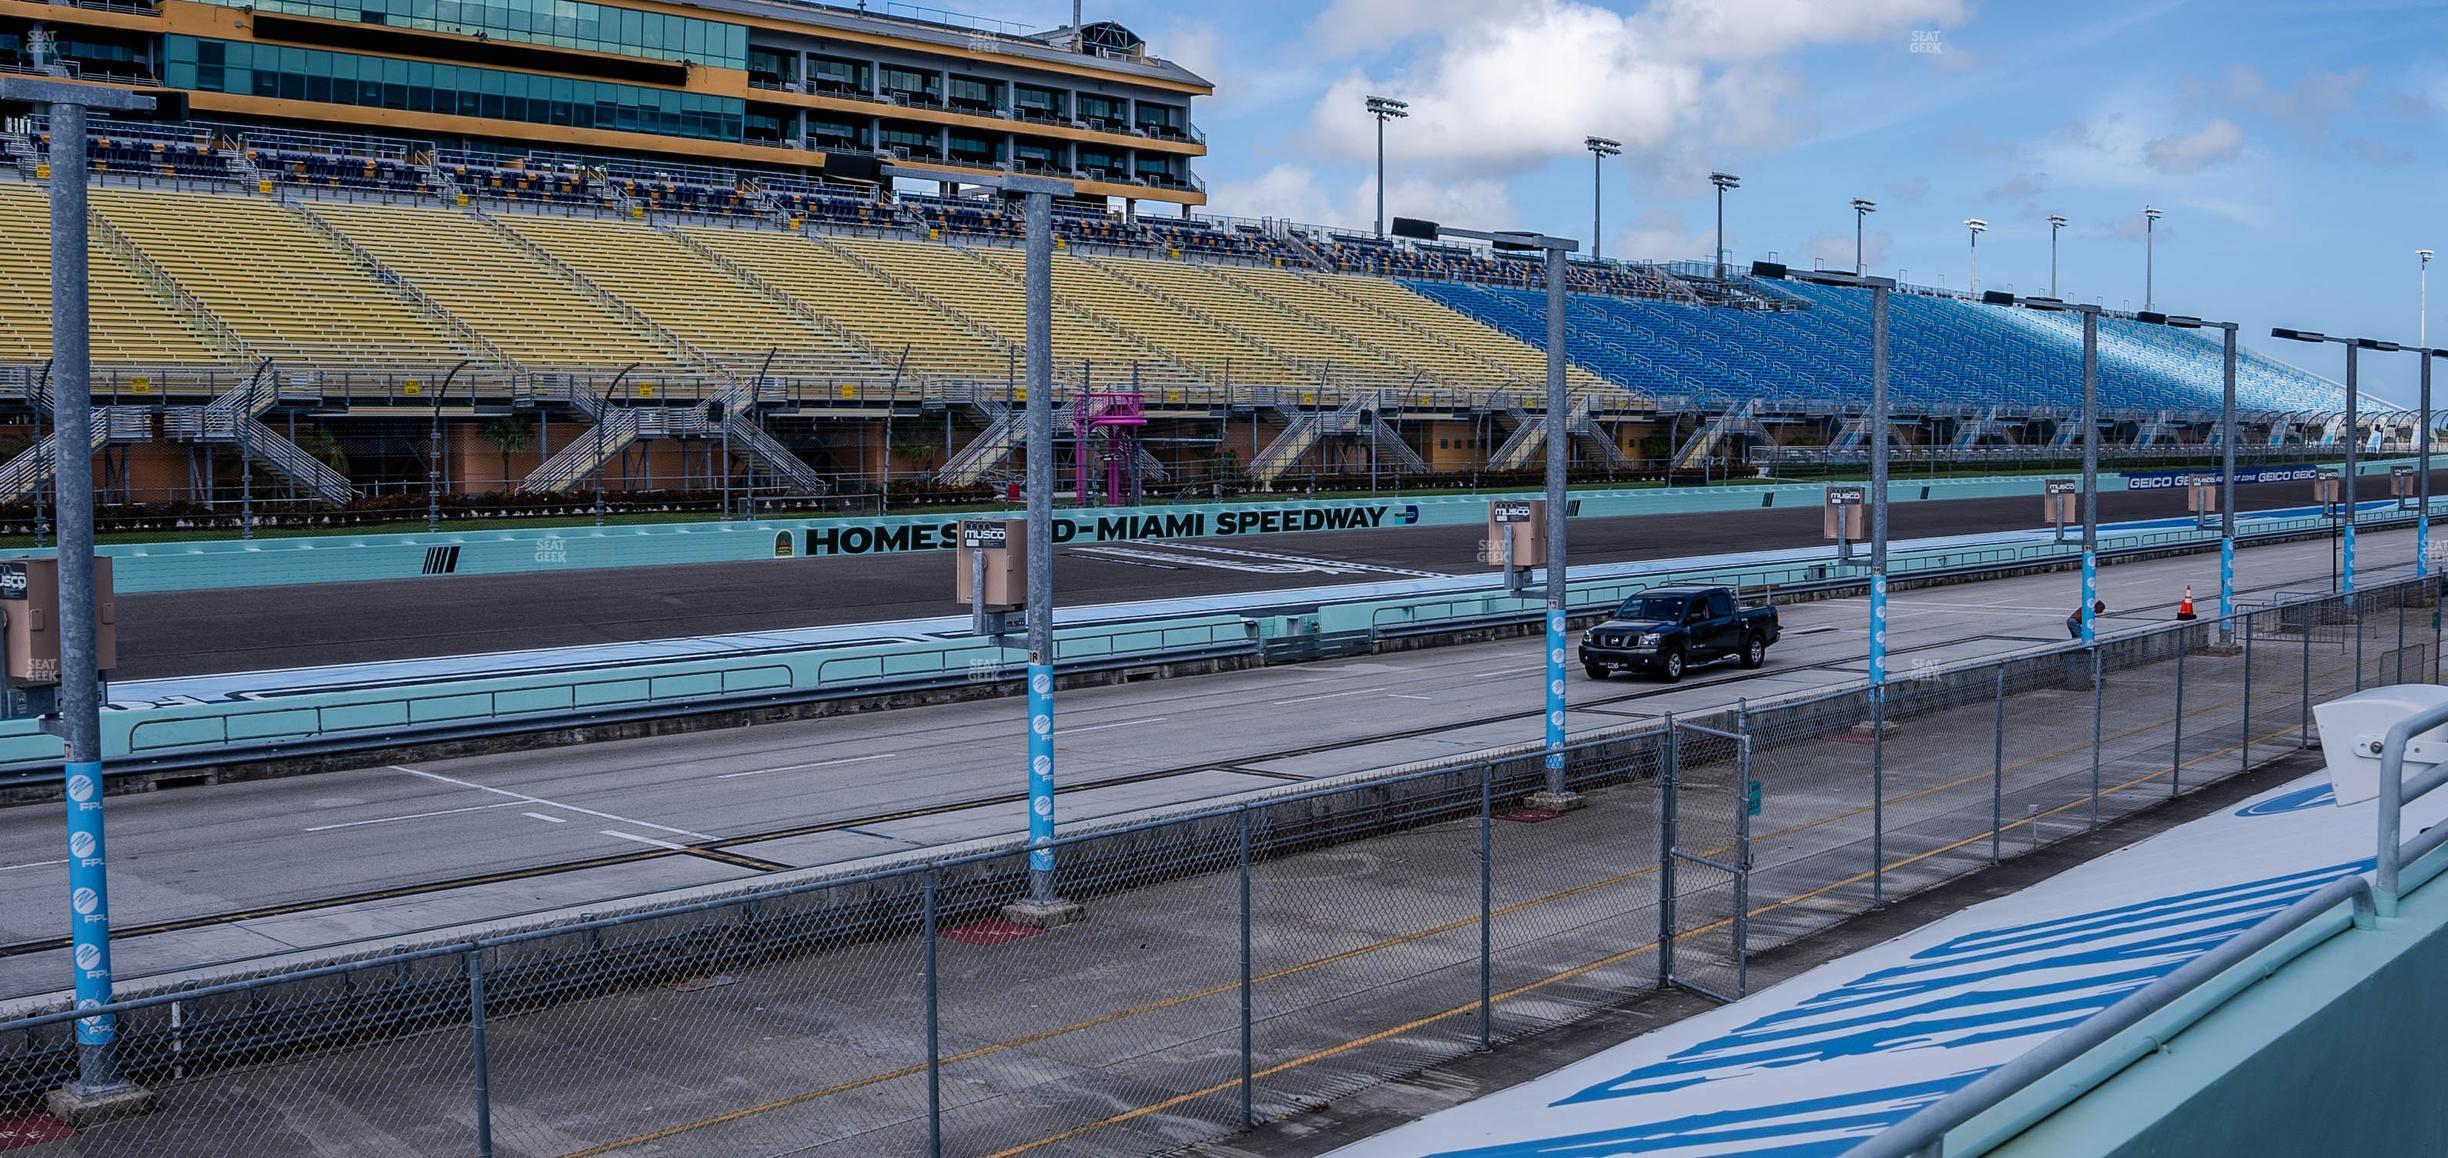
[523,812,566,823]
[1388,694,1434,701]
[304,800,527,833]
[716,753,899,781]
[1471,666,1544,679]
[599,829,690,851]
[0,859,65,874]
[1058,717,1169,735]
[1271,686,1389,705]
[388,765,715,841]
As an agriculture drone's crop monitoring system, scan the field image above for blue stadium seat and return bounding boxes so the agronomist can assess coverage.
[1404,277,2345,413]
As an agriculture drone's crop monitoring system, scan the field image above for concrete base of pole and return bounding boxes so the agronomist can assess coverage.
[1000,898,1086,929]
[2193,642,2244,658]
[1850,718,1901,738]
[47,1081,154,1127]
[1522,790,1585,814]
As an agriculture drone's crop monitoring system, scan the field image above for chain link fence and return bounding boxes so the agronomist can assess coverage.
[0,573,2438,1156]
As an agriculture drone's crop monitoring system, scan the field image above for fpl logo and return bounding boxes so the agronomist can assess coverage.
[66,774,94,803]
[68,831,94,859]
[72,887,98,916]
[74,943,99,972]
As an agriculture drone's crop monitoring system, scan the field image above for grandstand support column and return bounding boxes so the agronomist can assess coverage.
[4,76,163,1125]
[1004,178,1082,929]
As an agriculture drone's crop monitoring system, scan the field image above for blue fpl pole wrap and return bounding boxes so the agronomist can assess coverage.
[1869,575,1889,691]
[1545,609,1566,777]
[64,760,112,1047]
[2081,553,2098,646]
[2344,342,2359,595]
[2220,538,2236,621]
[1026,664,1054,873]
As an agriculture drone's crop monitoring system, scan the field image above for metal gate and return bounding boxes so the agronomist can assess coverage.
[1660,715,1753,1003]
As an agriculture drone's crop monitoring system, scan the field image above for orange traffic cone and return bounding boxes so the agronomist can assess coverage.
[2177,585,2197,621]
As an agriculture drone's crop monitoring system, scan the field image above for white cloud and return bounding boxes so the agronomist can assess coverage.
[2226,65,2364,126]
[1205,163,1514,231]
[2144,118,2244,174]
[1299,0,1961,171]
[1804,229,1891,272]
[1612,207,1719,266]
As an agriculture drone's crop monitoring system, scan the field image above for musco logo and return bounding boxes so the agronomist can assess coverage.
[0,563,25,601]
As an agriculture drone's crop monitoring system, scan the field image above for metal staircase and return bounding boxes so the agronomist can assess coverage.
[1248,391,1421,483]
[1952,405,2001,449]
[1487,403,1543,471]
[1564,397,1628,472]
[937,387,1078,487]
[171,372,353,505]
[0,405,149,505]
[2135,410,2173,448]
[1669,399,1765,473]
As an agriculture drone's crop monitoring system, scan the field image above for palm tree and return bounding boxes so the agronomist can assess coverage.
[478,417,533,492]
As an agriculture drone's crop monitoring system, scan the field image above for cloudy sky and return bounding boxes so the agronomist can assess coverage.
[980,0,2444,404]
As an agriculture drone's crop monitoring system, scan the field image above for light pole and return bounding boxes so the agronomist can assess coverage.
[1365,95,1408,239]
[2414,346,2441,579]
[1987,290,2102,643]
[427,359,472,535]
[1,73,178,1118]
[1774,263,1895,897]
[1710,171,1740,279]
[1851,198,1876,276]
[2143,205,2162,311]
[2422,249,2434,347]
[887,162,1081,923]
[2136,309,2240,640]
[1585,137,1620,261]
[1963,218,1987,294]
[2272,328,2398,594]
[1394,215,1579,808]
[2048,214,2067,299]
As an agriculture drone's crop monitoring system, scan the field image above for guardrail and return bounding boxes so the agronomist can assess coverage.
[0,617,1257,787]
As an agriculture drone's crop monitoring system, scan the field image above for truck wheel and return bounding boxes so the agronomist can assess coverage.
[1740,634,1768,669]
[1658,647,1686,683]
[1584,662,1609,680]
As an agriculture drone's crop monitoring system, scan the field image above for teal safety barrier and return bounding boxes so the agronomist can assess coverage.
[0,614,1255,781]
[59,470,2173,594]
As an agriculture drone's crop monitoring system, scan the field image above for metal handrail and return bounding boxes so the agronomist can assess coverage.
[1851,874,2378,1158]
[1860,619,2448,1158]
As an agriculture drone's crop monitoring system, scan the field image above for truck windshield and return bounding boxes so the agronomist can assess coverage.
[1617,596,1689,621]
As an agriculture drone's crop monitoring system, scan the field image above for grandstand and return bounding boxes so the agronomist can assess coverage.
[0,119,2370,503]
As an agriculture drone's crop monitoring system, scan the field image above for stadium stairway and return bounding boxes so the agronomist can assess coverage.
[1248,390,1426,484]
[0,397,152,506]
[1669,398,1766,473]
[1482,396,1625,473]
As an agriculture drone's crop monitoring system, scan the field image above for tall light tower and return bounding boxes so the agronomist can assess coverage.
[1851,198,1877,276]
[1585,136,1620,261]
[2048,214,2068,298]
[2143,205,2163,311]
[1710,170,1740,279]
[1964,218,1988,294]
[1365,95,1408,239]
[2422,249,2434,347]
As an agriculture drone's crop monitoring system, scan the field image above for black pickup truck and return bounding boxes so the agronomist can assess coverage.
[1578,585,1780,683]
